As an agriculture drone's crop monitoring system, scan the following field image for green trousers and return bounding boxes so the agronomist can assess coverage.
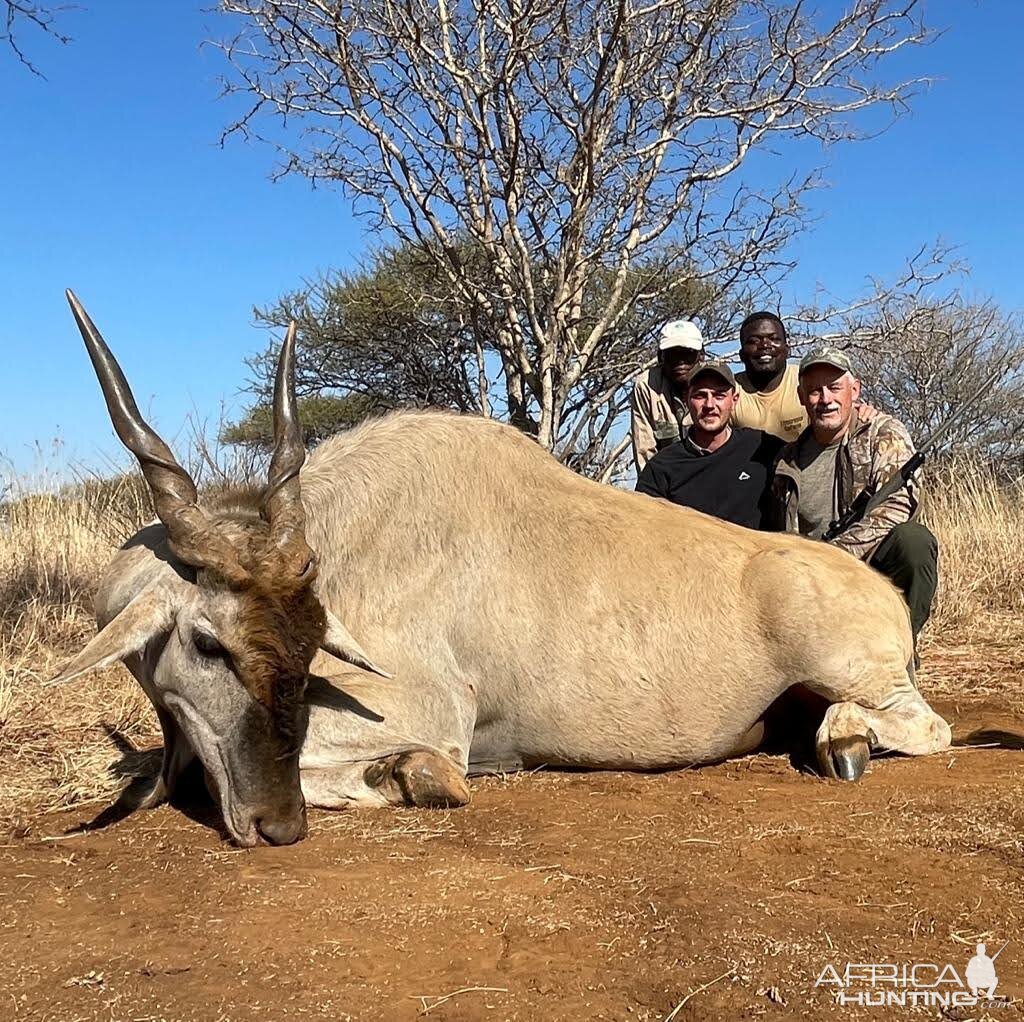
[868,522,939,641]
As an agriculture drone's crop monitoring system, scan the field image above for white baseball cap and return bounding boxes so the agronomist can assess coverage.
[658,319,704,352]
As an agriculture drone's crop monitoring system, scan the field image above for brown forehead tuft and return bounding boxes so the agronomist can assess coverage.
[232,583,327,712]
[203,497,317,598]
[195,500,327,712]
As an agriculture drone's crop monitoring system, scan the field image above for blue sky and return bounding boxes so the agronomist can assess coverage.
[1,0,1021,476]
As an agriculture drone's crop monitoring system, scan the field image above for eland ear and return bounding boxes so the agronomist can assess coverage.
[320,609,392,679]
[47,583,174,686]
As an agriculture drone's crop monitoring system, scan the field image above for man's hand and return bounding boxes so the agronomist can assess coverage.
[855,402,881,423]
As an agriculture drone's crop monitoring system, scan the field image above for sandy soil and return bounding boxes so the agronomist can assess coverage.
[2,686,1024,1022]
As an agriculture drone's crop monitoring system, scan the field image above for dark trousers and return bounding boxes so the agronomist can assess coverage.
[868,522,938,641]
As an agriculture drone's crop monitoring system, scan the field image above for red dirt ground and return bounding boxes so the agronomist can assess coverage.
[2,691,1024,1022]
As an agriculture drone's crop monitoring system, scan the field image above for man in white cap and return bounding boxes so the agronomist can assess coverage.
[629,318,704,471]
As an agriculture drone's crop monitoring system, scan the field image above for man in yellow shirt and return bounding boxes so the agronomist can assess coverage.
[732,312,806,442]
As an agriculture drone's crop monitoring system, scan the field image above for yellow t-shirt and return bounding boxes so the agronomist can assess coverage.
[732,363,807,442]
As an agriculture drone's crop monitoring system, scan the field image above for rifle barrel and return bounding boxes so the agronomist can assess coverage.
[915,365,1006,456]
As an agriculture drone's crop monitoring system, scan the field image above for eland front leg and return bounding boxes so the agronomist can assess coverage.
[301,749,470,809]
[299,663,476,811]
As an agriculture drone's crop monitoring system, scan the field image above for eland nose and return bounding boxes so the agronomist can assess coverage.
[255,810,308,846]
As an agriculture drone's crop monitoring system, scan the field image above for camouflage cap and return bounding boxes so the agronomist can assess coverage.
[686,360,736,388]
[798,345,855,377]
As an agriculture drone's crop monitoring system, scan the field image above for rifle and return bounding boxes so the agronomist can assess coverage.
[822,367,1005,542]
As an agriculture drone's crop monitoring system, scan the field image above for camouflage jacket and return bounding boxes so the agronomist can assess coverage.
[769,410,921,561]
[629,367,690,471]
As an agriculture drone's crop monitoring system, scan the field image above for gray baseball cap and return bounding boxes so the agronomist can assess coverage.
[798,345,855,377]
[687,361,736,388]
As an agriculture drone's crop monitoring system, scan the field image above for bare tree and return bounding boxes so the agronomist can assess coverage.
[236,238,717,478]
[772,245,1023,468]
[217,0,932,477]
[848,293,1023,468]
[3,1,72,74]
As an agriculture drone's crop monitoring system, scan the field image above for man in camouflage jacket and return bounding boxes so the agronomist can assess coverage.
[630,319,704,470]
[769,346,938,643]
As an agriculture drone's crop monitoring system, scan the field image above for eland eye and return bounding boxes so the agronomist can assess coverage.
[192,630,227,660]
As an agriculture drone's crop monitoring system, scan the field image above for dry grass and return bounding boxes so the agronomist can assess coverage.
[0,473,158,832]
[0,460,1021,832]
[924,460,1024,632]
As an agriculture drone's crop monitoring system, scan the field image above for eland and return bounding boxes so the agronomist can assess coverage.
[53,293,952,846]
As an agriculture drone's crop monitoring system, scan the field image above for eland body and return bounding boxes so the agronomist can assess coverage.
[58,296,952,845]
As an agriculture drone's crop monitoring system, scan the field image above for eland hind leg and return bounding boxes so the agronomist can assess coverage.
[744,542,950,780]
[806,673,951,781]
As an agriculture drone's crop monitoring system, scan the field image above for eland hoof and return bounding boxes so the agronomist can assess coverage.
[364,749,470,808]
[394,750,470,807]
[823,735,872,782]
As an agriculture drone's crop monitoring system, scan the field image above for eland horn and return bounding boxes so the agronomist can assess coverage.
[261,322,312,572]
[66,290,245,580]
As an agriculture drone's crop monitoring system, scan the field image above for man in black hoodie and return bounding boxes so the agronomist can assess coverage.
[635,362,783,530]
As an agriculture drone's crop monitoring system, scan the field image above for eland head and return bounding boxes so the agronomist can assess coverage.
[52,292,389,846]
